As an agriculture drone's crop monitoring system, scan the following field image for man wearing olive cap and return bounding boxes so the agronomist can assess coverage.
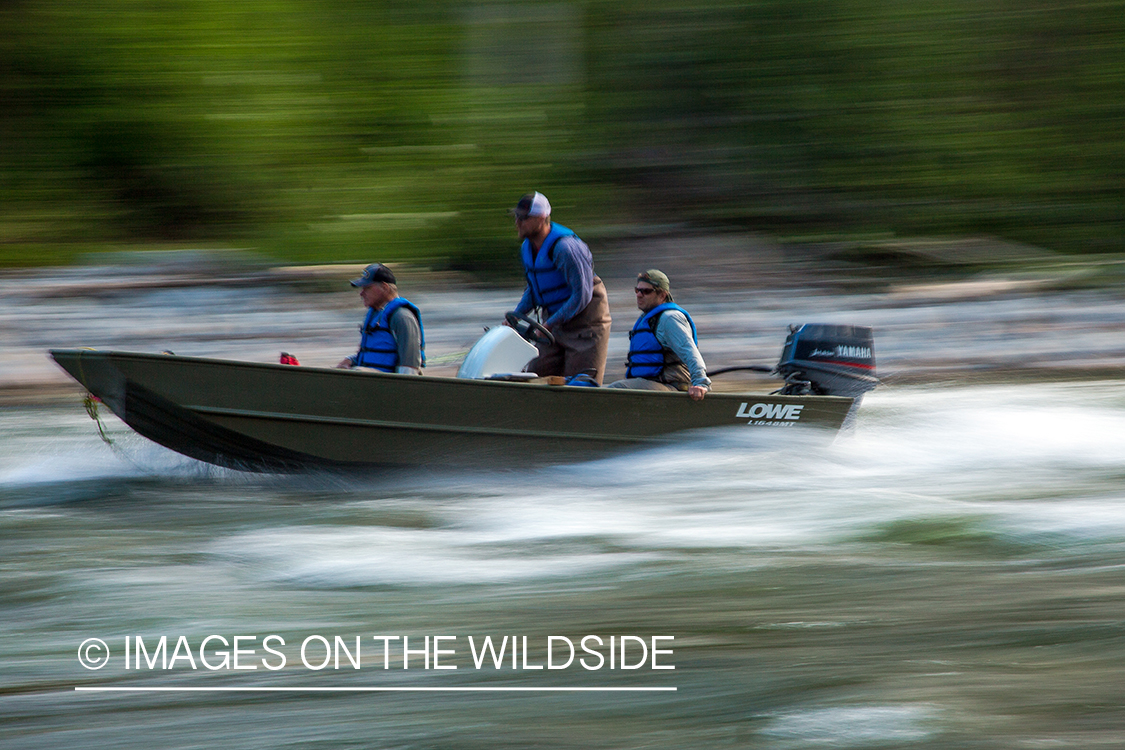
[607,269,710,400]
[336,263,425,375]
[509,191,612,383]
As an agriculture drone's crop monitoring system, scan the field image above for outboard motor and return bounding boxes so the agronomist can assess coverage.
[775,324,878,425]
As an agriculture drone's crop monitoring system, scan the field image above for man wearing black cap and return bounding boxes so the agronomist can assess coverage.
[336,263,425,375]
[607,269,710,400]
[509,191,612,383]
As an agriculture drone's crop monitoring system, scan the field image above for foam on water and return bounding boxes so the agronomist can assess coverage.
[211,525,661,587]
[0,406,263,501]
[4,380,1125,749]
[174,382,1125,588]
[761,704,938,746]
[5,382,1125,581]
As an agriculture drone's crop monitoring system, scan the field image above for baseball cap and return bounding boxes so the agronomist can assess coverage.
[637,269,673,302]
[350,263,397,287]
[509,191,551,220]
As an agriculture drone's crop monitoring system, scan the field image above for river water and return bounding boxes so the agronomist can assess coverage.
[3,261,1125,748]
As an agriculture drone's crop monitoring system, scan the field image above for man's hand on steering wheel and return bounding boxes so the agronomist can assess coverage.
[504,311,555,346]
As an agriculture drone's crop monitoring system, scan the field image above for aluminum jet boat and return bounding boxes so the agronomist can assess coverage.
[49,322,876,473]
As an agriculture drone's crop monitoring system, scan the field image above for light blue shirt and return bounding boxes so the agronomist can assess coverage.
[655,309,711,389]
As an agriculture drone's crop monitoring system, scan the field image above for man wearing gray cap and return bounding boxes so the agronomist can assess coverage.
[607,269,710,400]
[509,191,612,383]
[336,263,425,375]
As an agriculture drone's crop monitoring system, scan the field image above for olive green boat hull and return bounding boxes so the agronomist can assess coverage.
[49,349,855,473]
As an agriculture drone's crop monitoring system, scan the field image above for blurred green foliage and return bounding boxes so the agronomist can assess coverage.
[1,0,1122,269]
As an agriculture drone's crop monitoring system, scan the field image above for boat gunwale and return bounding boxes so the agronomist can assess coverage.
[49,348,855,405]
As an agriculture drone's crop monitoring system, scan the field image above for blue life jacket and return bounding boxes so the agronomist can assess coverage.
[520,223,576,315]
[625,303,697,380]
[356,297,425,372]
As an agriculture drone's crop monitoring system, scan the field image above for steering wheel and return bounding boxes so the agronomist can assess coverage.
[505,311,555,346]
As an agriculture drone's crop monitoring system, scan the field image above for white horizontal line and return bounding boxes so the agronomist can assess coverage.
[76,686,676,693]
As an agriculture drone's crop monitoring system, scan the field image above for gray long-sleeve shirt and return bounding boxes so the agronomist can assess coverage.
[386,305,423,373]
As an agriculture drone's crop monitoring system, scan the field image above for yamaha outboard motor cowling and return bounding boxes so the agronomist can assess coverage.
[775,324,878,421]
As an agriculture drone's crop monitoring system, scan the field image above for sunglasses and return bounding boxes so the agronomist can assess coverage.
[634,287,658,296]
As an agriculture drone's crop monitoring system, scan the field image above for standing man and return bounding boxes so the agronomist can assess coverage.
[510,191,612,383]
[336,263,425,374]
[607,270,711,400]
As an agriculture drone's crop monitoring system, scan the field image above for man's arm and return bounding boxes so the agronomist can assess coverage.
[389,306,423,375]
[655,310,711,399]
[543,236,594,329]
[337,309,370,368]
[514,284,535,317]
